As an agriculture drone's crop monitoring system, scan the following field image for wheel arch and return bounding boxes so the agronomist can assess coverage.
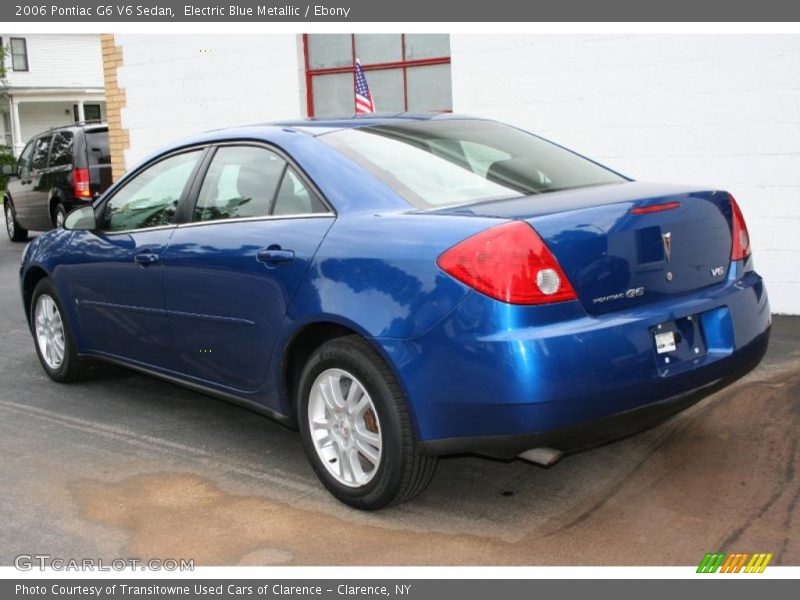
[48,190,66,223]
[21,266,50,327]
[280,319,417,432]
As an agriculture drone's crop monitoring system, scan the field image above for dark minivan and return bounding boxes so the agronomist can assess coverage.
[3,123,112,241]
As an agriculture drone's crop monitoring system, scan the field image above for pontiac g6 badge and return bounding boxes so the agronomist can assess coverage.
[662,231,672,261]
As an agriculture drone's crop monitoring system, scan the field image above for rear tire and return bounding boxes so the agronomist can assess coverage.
[4,201,28,242]
[53,203,67,229]
[297,335,437,510]
[30,278,88,382]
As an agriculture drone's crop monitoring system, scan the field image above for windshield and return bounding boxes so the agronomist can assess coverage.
[322,119,626,208]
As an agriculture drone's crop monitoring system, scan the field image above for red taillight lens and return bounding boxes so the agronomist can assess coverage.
[437,221,577,305]
[729,195,751,261]
[72,168,91,199]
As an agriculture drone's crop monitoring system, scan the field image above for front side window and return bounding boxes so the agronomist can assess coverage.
[304,34,452,117]
[322,120,626,208]
[30,136,52,171]
[17,140,35,176]
[49,132,74,168]
[10,38,28,71]
[102,150,202,232]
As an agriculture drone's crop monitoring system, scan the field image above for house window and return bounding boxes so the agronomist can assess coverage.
[73,104,102,122]
[303,34,452,117]
[10,38,28,72]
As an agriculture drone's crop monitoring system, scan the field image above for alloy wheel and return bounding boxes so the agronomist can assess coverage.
[307,368,383,487]
[35,294,66,370]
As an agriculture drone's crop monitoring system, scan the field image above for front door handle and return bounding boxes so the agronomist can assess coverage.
[134,252,160,266]
[256,247,294,266]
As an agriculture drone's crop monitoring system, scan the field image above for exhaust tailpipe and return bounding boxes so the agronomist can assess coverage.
[518,447,563,467]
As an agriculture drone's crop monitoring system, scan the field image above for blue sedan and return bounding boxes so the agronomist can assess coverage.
[18,115,770,509]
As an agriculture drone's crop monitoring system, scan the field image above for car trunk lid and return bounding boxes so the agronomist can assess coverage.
[436,182,734,315]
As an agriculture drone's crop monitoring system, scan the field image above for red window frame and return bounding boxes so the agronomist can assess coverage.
[302,34,451,117]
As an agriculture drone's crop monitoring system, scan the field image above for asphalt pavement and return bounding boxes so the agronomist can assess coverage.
[1,218,798,566]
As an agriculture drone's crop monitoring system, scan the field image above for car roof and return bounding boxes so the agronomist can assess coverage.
[198,112,486,139]
[35,122,109,137]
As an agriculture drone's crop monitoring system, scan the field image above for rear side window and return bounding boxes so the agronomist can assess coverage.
[85,131,111,165]
[31,136,52,171]
[194,146,286,222]
[49,132,74,168]
[273,168,326,216]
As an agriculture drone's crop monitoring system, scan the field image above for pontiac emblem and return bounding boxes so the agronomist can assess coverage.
[662,232,672,262]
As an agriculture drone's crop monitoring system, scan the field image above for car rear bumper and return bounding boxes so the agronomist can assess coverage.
[378,263,771,457]
[420,326,769,458]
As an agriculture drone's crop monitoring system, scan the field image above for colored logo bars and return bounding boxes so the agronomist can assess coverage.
[697,552,773,573]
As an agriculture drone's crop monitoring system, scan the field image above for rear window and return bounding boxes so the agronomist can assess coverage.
[321,120,625,208]
[85,130,111,166]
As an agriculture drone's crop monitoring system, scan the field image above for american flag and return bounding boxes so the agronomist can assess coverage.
[354,60,375,114]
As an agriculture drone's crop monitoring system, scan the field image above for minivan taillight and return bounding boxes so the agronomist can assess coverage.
[437,221,577,305]
[729,195,751,261]
[72,168,91,199]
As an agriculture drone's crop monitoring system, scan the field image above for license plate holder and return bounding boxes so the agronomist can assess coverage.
[651,314,709,372]
[655,331,677,354]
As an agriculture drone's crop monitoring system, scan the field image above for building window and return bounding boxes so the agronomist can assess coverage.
[73,103,103,122]
[10,38,28,72]
[303,34,452,117]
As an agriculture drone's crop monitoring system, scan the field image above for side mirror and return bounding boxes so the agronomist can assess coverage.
[1,164,17,177]
[64,205,97,231]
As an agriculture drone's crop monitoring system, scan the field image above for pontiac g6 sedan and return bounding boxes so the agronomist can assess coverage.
[19,115,770,510]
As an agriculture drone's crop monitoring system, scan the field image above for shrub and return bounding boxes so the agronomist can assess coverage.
[0,145,16,194]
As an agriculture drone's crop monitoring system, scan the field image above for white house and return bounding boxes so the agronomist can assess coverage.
[1,34,106,154]
[103,34,800,314]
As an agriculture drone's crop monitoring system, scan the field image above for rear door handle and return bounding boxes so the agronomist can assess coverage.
[256,247,294,265]
[134,252,160,266]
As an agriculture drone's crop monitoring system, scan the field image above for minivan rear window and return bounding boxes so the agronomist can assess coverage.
[86,130,111,166]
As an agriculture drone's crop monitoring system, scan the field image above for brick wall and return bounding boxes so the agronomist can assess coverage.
[100,34,128,182]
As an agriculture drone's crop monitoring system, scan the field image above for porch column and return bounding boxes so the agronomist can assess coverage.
[9,97,23,156]
[76,100,86,123]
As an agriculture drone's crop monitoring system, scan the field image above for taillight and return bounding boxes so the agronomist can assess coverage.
[72,168,91,199]
[729,195,751,261]
[437,221,577,305]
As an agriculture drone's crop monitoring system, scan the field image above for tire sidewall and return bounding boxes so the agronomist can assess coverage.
[297,339,406,509]
[54,204,67,228]
[30,279,79,382]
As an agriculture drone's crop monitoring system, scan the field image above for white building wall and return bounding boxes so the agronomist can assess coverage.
[17,102,75,141]
[451,34,800,314]
[2,34,104,88]
[115,34,305,168]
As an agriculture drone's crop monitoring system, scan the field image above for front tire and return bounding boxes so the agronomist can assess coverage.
[30,279,88,382]
[4,201,28,242]
[297,335,437,510]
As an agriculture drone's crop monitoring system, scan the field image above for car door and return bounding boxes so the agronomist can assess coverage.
[19,134,54,230]
[6,139,35,227]
[66,148,206,370]
[162,143,334,392]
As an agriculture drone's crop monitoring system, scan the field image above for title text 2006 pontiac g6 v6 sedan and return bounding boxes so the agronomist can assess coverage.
[17,115,770,510]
